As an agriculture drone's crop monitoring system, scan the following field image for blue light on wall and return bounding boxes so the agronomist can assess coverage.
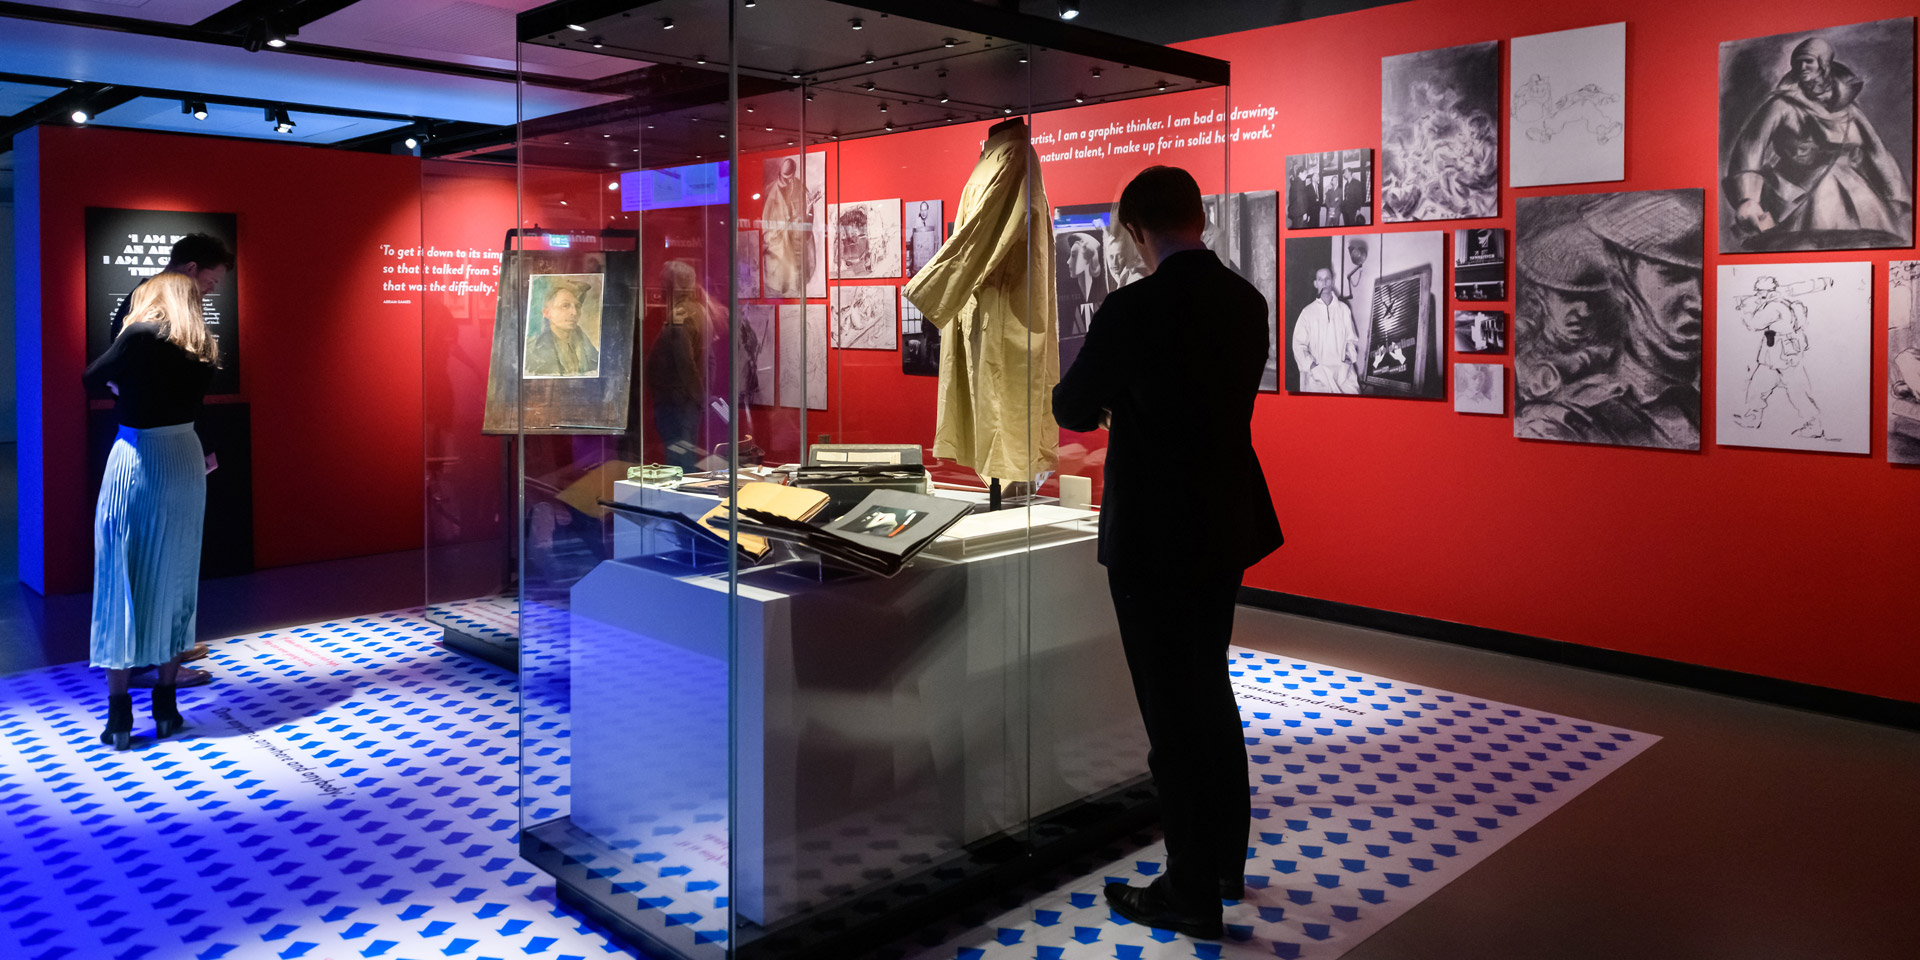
[620,161,731,212]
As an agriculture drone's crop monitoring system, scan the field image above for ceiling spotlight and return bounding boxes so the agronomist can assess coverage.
[695,54,707,64]
[1157,80,1168,91]
[789,70,803,79]
[1002,106,1013,115]
[70,109,89,124]
[1090,67,1103,79]
[743,0,756,7]
[1059,1,1081,20]
[849,18,863,30]
[938,92,949,103]
[1074,93,1085,103]
[267,107,294,133]
[567,23,586,31]
[1017,51,1028,63]
[591,37,604,48]
[182,100,208,120]
[765,126,774,132]
[943,37,956,48]
[404,136,420,150]
[608,181,619,190]
[660,17,674,29]
[864,53,876,64]
[884,121,894,131]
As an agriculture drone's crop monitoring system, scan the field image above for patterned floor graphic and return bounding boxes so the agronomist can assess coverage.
[0,616,1656,960]
[883,649,1659,960]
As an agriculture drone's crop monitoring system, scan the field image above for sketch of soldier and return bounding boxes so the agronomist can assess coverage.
[1514,74,1622,144]
[1514,217,1616,417]
[1731,274,1832,436]
[1723,36,1913,251]
[1584,191,1704,448]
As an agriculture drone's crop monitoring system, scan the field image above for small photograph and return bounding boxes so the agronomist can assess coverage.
[831,284,898,350]
[735,229,761,300]
[1453,227,1508,301]
[1453,310,1507,353]
[831,199,903,279]
[1719,17,1914,253]
[1056,226,1111,345]
[905,199,945,277]
[1381,41,1501,223]
[523,273,603,379]
[1891,261,1920,463]
[1285,150,1373,229]
[847,504,925,539]
[901,294,941,377]
[1454,362,1506,414]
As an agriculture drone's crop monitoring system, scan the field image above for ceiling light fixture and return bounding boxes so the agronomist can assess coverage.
[182,100,208,120]
[1059,1,1080,20]
[849,18,863,30]
[567,23,586,31]
[267,107,294,133]
[609,181,619,190]
[404,136,420,150]
[660,17,674,29]
[864,53,876,64]
[1074,93,1084,103]
[591,37,604,49]
[943,37,956,48]
[938,92,948,103]
[70,109,89,124]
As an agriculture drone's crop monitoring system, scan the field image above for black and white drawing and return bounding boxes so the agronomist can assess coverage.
[1453,227,1507,301]
[831,284,898,350]
[778,303,827,411]
[1381,41,1501,223]
[1453,310,1507,353]
[1511,23,1627,187]
[1890,261,1920,463]
[1514,189,1704,450]
[1716,262,1872,454]
[1719,17,1915,253]
[1284,150,1373,229]
[741,304,774,406]
[830,199,902,279]
[901,294,941,378]
[735,229,761,300]
[762,153,825,298]
[1454,362,1506,415]
[1202,191,1281,391]
[905,199,945,278]
[1284,231,1446,397]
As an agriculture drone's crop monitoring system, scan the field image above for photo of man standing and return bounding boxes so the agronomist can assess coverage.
[1053,165,1283,940]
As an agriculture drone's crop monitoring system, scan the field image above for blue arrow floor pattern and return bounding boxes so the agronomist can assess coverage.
[0,610,637,960]
[883,649,1659,960]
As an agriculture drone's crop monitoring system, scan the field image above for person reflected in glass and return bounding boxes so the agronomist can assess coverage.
[649,261,712,470]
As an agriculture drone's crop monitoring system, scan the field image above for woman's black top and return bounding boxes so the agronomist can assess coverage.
[82,322,216,428]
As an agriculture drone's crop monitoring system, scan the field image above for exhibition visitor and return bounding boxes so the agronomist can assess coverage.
[1052,165,1284,940]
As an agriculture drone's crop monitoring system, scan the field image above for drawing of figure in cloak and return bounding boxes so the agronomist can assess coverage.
[762,157,817,296]
[1724,35,1913,251]
[1731,274,1832,436]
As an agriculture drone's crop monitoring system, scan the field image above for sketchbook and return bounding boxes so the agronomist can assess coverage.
[738,490,973,577]
[697,482,832,560]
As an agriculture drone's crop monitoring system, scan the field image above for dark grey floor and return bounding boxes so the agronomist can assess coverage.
[1230,607,1920,960]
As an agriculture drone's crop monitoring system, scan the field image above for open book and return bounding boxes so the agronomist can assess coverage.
[738,490,973,577]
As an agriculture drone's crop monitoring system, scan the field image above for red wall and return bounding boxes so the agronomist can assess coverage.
[28,126,433,594]
[815,2,1920,701]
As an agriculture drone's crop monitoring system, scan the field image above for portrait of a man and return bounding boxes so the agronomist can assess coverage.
[1719,18,1915,252]
[523,274,604,379]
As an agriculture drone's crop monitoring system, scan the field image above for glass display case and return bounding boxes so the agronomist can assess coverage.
[509,2,1231,956]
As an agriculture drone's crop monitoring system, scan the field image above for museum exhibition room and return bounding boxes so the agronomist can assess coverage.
[1,0,1917,957]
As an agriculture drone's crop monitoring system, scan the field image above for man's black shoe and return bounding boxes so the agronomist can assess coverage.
[1219,877,1245,901]
[1103,881,1224,940]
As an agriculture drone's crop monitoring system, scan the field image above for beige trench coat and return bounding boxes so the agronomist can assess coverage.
[903,123,1059,484]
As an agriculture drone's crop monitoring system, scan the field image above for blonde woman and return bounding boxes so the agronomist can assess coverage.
[81,272,220,749]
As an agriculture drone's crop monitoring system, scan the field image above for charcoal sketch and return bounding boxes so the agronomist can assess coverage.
[1719,17,1915,252]
[762,153,825,297]
[1454,362,1505,415]
[1453,310,1507,353]
[1511,23,1626,187]
[1381,41,1501,222]
[1285,231,1445,397]
[735,229,761,300]
[1285,150,1373,228]
[905,200,944,277]
[778,303,827,410]
[1514,190,1704,450]
[831,284,898,350]
[831,199,902,279]
[901,294,940,377]
[1890,261,1920,463]
[1202,191,1281,390]
[741,304,774,406]
[1716,262,1872,454]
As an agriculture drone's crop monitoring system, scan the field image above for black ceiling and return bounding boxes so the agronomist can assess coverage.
[976,0,1411,46]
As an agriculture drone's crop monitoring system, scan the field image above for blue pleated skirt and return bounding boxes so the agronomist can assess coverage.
[90,423,206,670]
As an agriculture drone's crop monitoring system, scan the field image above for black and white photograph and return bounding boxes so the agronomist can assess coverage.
[1202,191,1281,390]
[1453,310,1507,354]
[1052,203,1130,370]
[735,229,761,300]
[901,294,941,378]
[1514,189,1705,450]
[831,284,898,351]
[1285,150,1373,229]
[1381,40,1501,223]
[1890,261,1920,463]
[761,152,825,298]
[1452,227,1507,301]
[1716,262,1872,454]
[830,199,902,279]
[1284,231,1446,398]
[1719,17,1914,253]
[1511,22,1627,187]
[1454,362,1506,415]
[742,304,775,406]
[905,199,945,277]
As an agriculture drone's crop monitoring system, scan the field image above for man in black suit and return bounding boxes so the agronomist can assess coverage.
[1053,165,1283,940]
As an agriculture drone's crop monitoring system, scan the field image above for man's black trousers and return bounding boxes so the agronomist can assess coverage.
[1107,563,1250,912]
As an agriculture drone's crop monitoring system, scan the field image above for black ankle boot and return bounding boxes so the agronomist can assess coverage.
[153,686,185,739]
[100,693,133,750]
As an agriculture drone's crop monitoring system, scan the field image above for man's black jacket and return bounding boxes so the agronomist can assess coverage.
[1052,248,1283,572]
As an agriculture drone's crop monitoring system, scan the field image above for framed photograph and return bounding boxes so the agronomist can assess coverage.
[905,199,945,277]
[1284,231,1446,398]
[1381,41,1500,222]
[1284,150,1373,229]
[1453,310,1507,354]
[1453,227,1507,301]
[901,294,940,377]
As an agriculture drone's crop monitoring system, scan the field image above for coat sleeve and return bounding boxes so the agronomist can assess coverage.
[1052,292,1122,433]
[902,144,1027,330]
[83,324,148,393]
